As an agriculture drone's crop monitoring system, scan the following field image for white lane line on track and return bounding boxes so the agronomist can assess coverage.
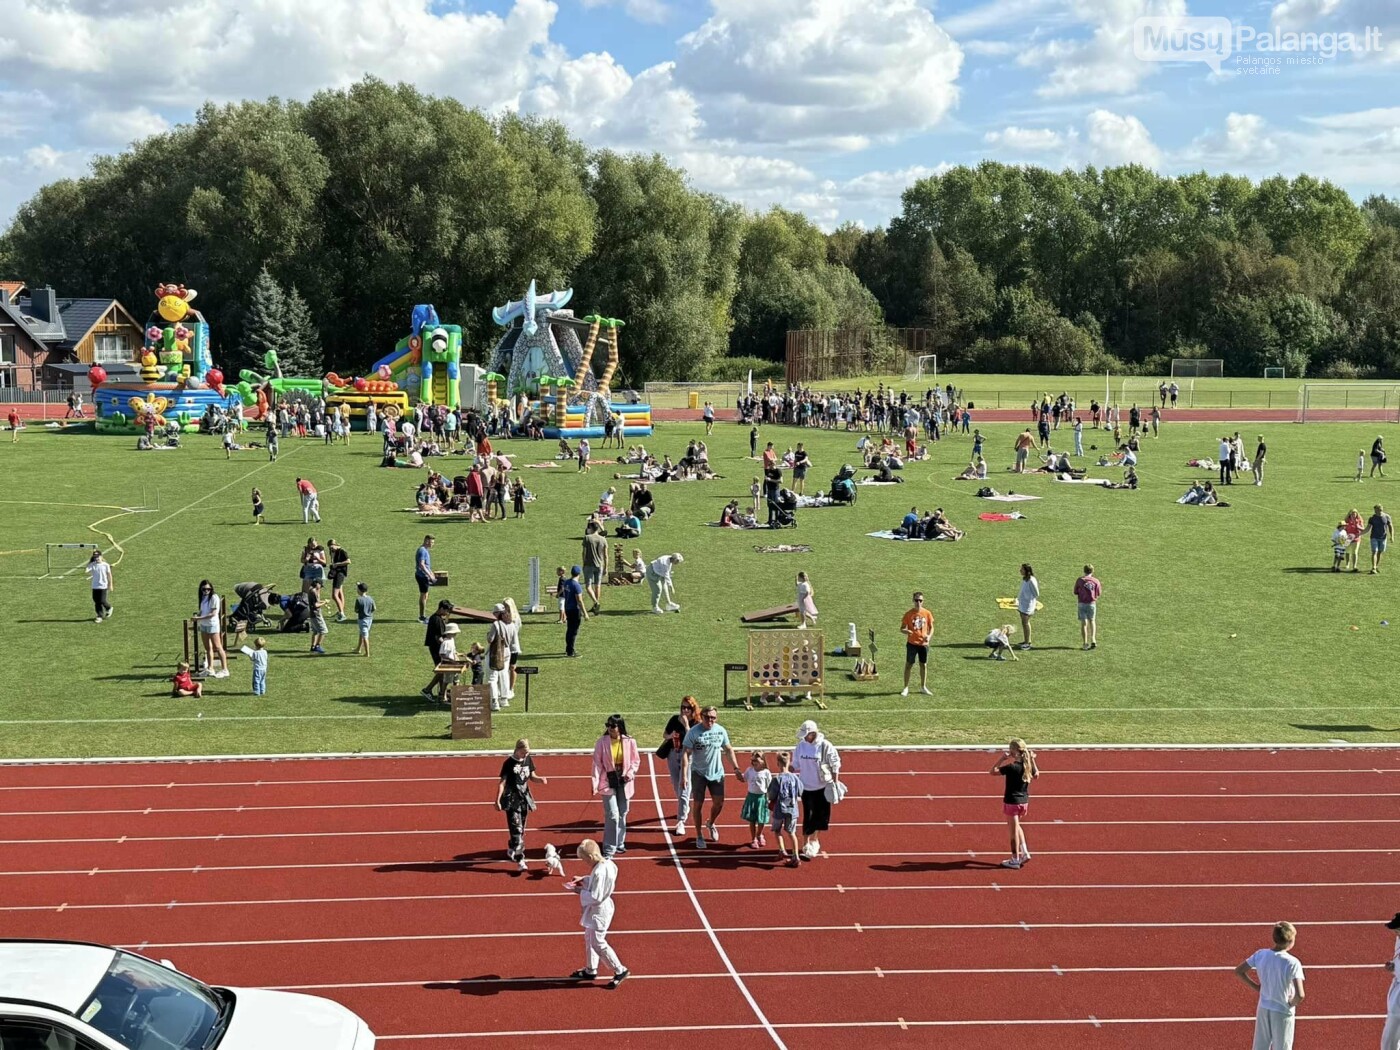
[112,912,1400,949]
[0,767,1395,790]
[643,752,787,1049]
[265,961,1380,993]
[373,1014,1386,1039]
[7,790,1395,817]
[8,815,1398,846]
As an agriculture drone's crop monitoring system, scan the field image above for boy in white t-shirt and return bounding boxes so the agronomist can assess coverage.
[1235,921,1305,1050]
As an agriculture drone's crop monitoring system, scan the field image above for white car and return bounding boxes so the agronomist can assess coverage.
[0,940,374,1050]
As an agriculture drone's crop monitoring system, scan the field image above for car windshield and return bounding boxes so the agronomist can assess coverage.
[77,951,224,1050]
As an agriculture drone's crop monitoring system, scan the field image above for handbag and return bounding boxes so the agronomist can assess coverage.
[655,738,674,760]
[606,769,625,791]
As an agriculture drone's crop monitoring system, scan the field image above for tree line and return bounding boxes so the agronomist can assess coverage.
[2,77,1396,384]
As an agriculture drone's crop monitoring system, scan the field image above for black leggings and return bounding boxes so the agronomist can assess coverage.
[92,589,110,617]
[801,788,831,836]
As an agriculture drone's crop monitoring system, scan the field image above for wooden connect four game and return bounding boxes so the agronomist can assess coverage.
[747,629,824,705]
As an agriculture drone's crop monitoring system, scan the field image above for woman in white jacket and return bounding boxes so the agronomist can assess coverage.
[566,839,629,988]
[793,719,842,859]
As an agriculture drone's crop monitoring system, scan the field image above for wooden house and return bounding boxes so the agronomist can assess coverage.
[0,283,145,391]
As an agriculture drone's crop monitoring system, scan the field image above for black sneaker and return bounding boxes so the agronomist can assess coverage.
[607,969,630,989]
[569,969,598,980]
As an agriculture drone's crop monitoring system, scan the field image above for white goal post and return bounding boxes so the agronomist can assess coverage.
[44,543,100,579]
[906,354,938,383]
[1171,358,1223,378]
[1121,378,1191,405]
[1297,384,1400,424]
[1263,367,1286,380]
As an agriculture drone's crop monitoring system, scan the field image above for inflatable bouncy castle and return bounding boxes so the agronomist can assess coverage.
[91,283,241,433]
[484,281,652,439]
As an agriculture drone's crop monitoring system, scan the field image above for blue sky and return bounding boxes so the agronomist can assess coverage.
[1,0,1396,233]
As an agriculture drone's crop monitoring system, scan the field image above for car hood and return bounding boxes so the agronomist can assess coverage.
[216,987,374,1050]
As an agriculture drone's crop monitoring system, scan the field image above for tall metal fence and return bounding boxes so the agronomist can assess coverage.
[785,328,935,385]
[641,382,745,410]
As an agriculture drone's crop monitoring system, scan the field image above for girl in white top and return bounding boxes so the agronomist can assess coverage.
[194,580,229,678]
[85,550,114,622]
[741,751,773,849]
[1016,564,1040,651]
[566,839,629,988]
[795,571,818,628]
[985,624,1018,661]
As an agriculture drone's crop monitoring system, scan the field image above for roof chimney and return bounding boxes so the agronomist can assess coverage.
[30,286,58,323]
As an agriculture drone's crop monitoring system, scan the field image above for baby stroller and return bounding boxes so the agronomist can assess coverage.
[279,592,311,633]
[230,583,277,630]
[830,464,857,505]
[769,488,798,529]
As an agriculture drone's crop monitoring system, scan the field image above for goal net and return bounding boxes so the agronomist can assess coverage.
[640,382,744,409]
[1121,378,1190,405]
[1297,384,1400,423]
[44,543,101,579]
[1263,367,1286,380]
[1172,358,1223,378]
[904,354,938,382]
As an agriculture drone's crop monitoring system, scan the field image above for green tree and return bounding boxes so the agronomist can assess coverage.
[281,286,324,376]
[237,267,286,369]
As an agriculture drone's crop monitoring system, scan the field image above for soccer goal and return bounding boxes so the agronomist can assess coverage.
[44,543,100,579]
[1121,378,1191,405]
[905,354,938,383]
[1297,384,1400,423]
[1264,367,1286,380]
[1171,358,1223,378]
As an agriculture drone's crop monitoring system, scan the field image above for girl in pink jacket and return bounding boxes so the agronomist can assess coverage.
[593,714,641,859]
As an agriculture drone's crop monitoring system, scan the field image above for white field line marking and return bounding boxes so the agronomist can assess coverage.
[0,767,1395,791]
[7,703,1400,726]
[6,887,1397,915]
[8,816,1396,847]
[5,790,1394,818]
[375,1014,1388,1039]
[644,752,787,1049]
[2,743,1397,767]
[114,910,1400,950]
[268,962,1379,993]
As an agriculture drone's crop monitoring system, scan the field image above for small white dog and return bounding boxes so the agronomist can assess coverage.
[543,843,566,877]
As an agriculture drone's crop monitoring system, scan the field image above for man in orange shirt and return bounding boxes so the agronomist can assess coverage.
[900,591,934,697]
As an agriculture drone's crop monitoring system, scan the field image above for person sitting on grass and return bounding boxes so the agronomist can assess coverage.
[1179,481,1207,505]
[923,508,964,541]
[557,437,575,460]
[616,510,642,539]
[985,624,1018,661]
[1105,466,1139,490]
[171,661,203,698]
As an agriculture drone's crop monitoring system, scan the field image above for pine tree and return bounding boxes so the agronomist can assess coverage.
[237,267,286,372]
[281,285,324,376]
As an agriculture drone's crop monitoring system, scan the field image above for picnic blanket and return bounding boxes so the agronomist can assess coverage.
[866,530,959,542]
[857,478,904,486]
[1054,477,1112,486]
[795,495,836,508]
[524,462,560,469]
[981,493,1041,502]
[997,597,1044,611]
[978,512,1025,521]
[754,544,812,553]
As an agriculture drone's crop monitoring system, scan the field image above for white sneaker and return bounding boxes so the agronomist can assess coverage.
[105,609,113,618]
[900,687,909,697]
[707,823,719,842]
[517,859,528,871]
[499,698,510,708]
[1001,857,1023,869]
[505,691,516,700]
[214,669,230,679]
[652,607,665,614]
[920,686,932,695]
[674,820,686,835]
[94,617,103,623]
[491,700,501,712]
[667,603,681,612]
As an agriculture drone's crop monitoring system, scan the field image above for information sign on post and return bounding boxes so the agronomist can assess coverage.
[449,683,492,739]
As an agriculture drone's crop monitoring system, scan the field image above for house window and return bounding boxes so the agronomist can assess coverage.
[0,333,15,365]
[93,334,128,363]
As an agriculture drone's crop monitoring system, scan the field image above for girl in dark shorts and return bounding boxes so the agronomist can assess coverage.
[992,738,1039,869]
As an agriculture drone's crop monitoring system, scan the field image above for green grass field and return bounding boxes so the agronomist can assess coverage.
[1,414,1397,758]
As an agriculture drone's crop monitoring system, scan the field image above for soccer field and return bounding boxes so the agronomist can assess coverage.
[0,415,1396,759]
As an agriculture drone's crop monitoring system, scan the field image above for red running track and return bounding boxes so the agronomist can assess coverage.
[0,747,1396,1048]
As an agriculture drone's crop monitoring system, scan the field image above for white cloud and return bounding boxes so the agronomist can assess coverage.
[1302,106,1400,128]
[1270,0,1343,31]
[1017,0,1186,98]
[673,0,963,149]
[81,106,170,146]
[523,55,701,151]
[984,125,1067,150]
[1084,109,1161,166]
[1189,112,1280,163]
[961,40,1020,57]
[579,0,671,24]
[1268,0,1397,63]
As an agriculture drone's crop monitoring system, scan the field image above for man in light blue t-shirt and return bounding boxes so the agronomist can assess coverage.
[681,706,741,851]
[415,535,435,624]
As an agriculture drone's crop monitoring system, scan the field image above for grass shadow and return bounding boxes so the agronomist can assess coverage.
[1292,723,1400,733]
